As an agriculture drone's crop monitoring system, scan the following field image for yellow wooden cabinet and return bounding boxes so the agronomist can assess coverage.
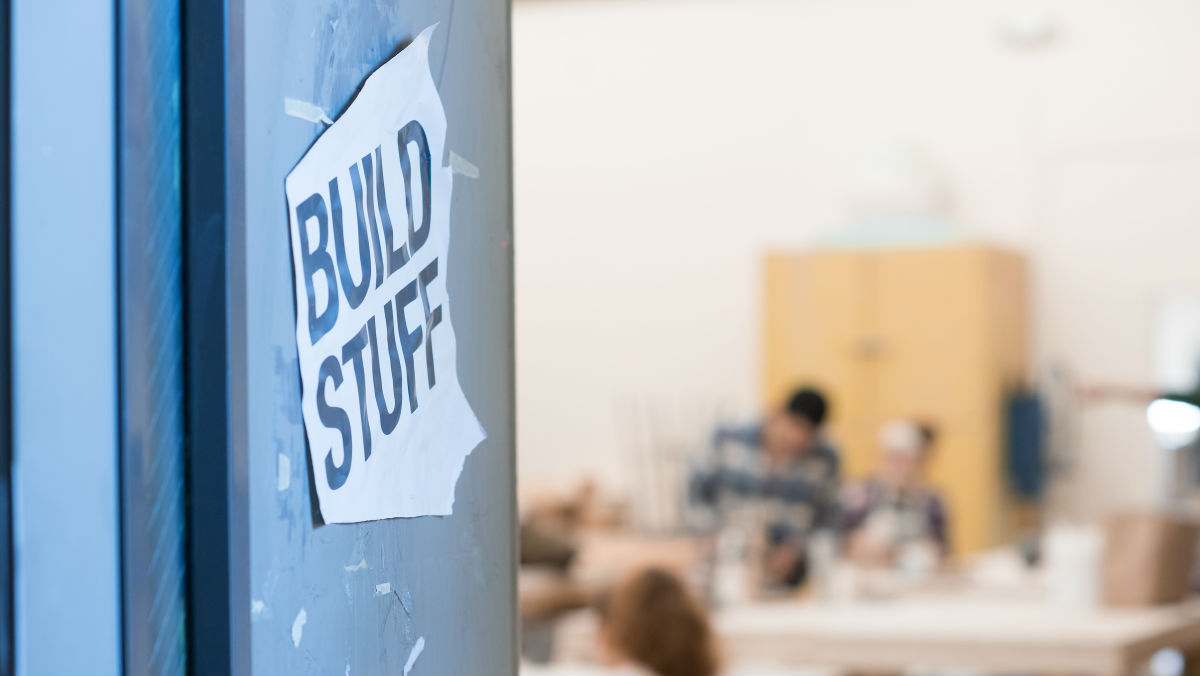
[764,245,1029,555]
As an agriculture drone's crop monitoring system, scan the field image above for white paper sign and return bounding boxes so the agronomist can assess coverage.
[285,26,484,523]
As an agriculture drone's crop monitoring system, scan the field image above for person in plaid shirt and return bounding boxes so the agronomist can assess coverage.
[838,420,949,568]
[690,387,840,588]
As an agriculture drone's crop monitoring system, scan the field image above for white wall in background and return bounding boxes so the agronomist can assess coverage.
[513,0,1200,517]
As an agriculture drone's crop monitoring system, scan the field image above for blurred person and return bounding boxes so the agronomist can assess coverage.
[595,567,720,676]
[838,420,949,569]
[691,387,840,588]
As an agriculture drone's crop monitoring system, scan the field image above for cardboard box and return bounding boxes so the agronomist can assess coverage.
[1102,511,1199,607]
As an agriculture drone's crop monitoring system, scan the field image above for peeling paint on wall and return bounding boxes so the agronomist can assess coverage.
[403,637,425,676]
[291,608,307,648]
[277,453,291,491]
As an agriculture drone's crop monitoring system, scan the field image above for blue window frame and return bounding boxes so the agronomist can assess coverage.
[117,0,187,673]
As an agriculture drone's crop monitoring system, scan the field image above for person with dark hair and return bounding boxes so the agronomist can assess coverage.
[595,567,721,676]
[838,420,950,570]
[690,386,840,589]
[786,388,828,428]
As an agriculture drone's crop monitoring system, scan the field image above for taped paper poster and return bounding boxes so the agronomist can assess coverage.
[285,26,485,523]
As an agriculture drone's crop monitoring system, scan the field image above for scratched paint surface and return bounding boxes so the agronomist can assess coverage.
[239,1,514,673]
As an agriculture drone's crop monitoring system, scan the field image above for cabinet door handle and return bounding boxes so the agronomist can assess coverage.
[857,335,884,359]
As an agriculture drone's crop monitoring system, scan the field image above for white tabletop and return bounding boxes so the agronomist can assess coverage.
[556,588,1200,675]
[719,593,1200,645]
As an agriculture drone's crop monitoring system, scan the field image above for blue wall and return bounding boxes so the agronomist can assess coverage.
[234,2,516,673]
